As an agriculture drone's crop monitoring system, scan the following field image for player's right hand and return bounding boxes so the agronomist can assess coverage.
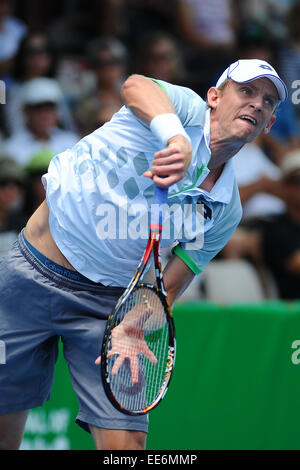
[144,135,192,188]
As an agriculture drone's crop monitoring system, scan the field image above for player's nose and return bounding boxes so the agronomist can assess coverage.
[249,96,263,112]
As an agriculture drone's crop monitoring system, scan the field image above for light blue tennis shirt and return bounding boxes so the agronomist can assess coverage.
[42,79,242,286]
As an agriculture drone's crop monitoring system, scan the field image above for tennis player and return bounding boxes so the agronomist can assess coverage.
[0,59,287,450]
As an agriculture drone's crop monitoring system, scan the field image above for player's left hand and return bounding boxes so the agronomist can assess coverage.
[144,135,192,188]
[95,304,157,384]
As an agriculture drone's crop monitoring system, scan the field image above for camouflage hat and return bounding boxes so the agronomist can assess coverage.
[0,156,25,184]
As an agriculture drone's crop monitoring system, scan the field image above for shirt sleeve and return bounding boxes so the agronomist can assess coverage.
[150,78,206,128]
[172,184,243,274]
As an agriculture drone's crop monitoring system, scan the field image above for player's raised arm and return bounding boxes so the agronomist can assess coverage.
[121,74,192,188]
[121,74,175,124]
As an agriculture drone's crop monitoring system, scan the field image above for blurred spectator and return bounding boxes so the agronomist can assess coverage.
[0,0,27,80]
[133,31,187,85]
[5,30,76,135]
[235,0,297,41]
[174,0,236,95]
[99,0,175,48]
[278,1,300,122]
[223,149,300,299]
[94,100,122,129]
[235,21,275,63]
[260,150,300,299]
[55,55,95,120]
[11,30,57,83]
[0,150,56,257]
[220,226,262,261]
[176,0,236,49]
[74,37,128,135]
[235,20,300,163]
[228,23,293,220]
[86,36,127,103]
[23,149,55,216]
[232,142,286,222]
[3,77,78,167]
[265,100,300,162]
[0,155,27,256]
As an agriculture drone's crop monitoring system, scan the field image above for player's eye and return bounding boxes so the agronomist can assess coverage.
[239,87,253,97]
[264,97,275,108]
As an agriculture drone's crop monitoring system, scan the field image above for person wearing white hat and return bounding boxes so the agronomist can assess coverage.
[19,77,63,106]
[0,58,287,450]
[3,78,78,168]
[215,58,287,101]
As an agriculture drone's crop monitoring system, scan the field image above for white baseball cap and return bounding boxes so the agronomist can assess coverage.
[216,59,288,102]
[20,78,63,106]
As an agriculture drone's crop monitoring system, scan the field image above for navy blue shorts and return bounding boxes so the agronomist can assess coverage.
[0,231,148,434]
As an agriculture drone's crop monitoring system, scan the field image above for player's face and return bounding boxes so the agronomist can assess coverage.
[208,77,278,143]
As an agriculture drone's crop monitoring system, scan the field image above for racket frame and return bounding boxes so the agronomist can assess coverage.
[100,189,176,415]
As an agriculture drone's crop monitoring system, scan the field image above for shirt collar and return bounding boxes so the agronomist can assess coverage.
[205,158,236,204]
[174,158,236,204]
[200,107,236,204]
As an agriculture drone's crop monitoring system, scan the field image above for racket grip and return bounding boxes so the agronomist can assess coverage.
[152,185,168,206]
[151,185,168,230]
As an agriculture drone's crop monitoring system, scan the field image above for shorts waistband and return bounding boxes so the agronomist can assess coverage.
[21,230,97,284]
[17,230,125,295]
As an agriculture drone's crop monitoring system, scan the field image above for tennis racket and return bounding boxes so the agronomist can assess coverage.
[100,184,176,415]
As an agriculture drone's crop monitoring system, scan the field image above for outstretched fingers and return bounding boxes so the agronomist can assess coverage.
[111,354,125,376]
[142,345,158,365]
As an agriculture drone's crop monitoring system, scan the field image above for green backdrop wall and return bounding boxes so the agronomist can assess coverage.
[21,301,300,450]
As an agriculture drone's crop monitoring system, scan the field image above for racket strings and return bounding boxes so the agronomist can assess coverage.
[107,287,169,412]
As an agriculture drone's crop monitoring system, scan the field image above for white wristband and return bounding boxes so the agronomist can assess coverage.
[150,113,191,147]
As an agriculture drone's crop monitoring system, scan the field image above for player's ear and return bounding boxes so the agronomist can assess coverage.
[207,87,220,110]
[263,114,276,134]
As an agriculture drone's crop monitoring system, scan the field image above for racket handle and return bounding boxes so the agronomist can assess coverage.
[151,185,168,230]
[152,185,168,206]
